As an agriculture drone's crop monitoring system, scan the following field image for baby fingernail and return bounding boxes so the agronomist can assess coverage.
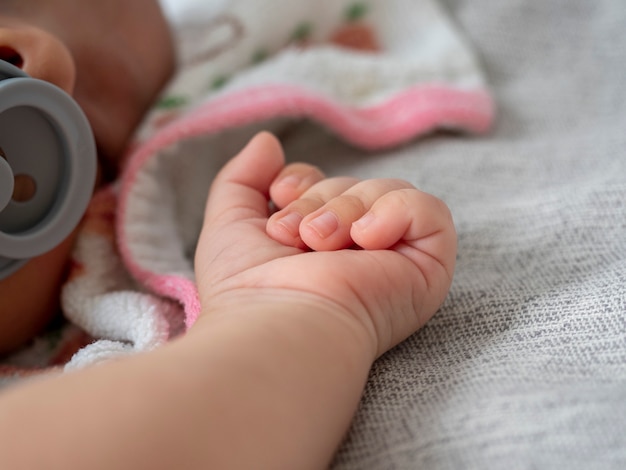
[308,211,339,239]
[353,212,376,231]
[277,212,303,237]
[277,174,301,188]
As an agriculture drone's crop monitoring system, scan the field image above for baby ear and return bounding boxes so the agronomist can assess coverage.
[0,23,76,93]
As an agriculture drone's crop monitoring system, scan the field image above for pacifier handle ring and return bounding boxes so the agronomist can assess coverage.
[0,61,97,278]
[0,156,14,212]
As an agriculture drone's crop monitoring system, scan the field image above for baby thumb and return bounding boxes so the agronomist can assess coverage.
[202,132,285,226]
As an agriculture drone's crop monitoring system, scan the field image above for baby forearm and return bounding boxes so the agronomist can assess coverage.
[0,296,374,470]
[184,296,375,469]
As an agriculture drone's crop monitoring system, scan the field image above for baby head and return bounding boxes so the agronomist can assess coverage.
[0,0,175,354]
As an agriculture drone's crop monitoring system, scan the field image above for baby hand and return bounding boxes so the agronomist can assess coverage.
[194,133,456,357]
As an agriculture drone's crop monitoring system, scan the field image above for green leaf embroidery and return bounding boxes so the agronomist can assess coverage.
[211,75,230,90]
[252,49,269,65]
[157,95,189,110]
[291,22,314,43]
[346,3,369,22]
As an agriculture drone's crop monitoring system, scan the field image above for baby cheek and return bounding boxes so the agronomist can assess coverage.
[0,233,76,355]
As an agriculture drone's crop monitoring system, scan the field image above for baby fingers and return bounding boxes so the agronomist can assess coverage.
[268,178,419,251]
[269,163,326,210]
[267,176,360,248]
[302,179,419,251]
[351,189,457,284]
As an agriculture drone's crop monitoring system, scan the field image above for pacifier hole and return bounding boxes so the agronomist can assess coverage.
[0,148,38,202]
[0,46,24,68]
[12,174,37,202]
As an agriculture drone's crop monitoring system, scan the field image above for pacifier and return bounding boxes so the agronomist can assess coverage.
[0,60,96,279]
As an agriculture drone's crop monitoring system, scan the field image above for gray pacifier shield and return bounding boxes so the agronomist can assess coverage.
[0,61,96,279]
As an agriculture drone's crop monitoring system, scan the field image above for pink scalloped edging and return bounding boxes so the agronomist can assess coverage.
[117,82,495,327]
